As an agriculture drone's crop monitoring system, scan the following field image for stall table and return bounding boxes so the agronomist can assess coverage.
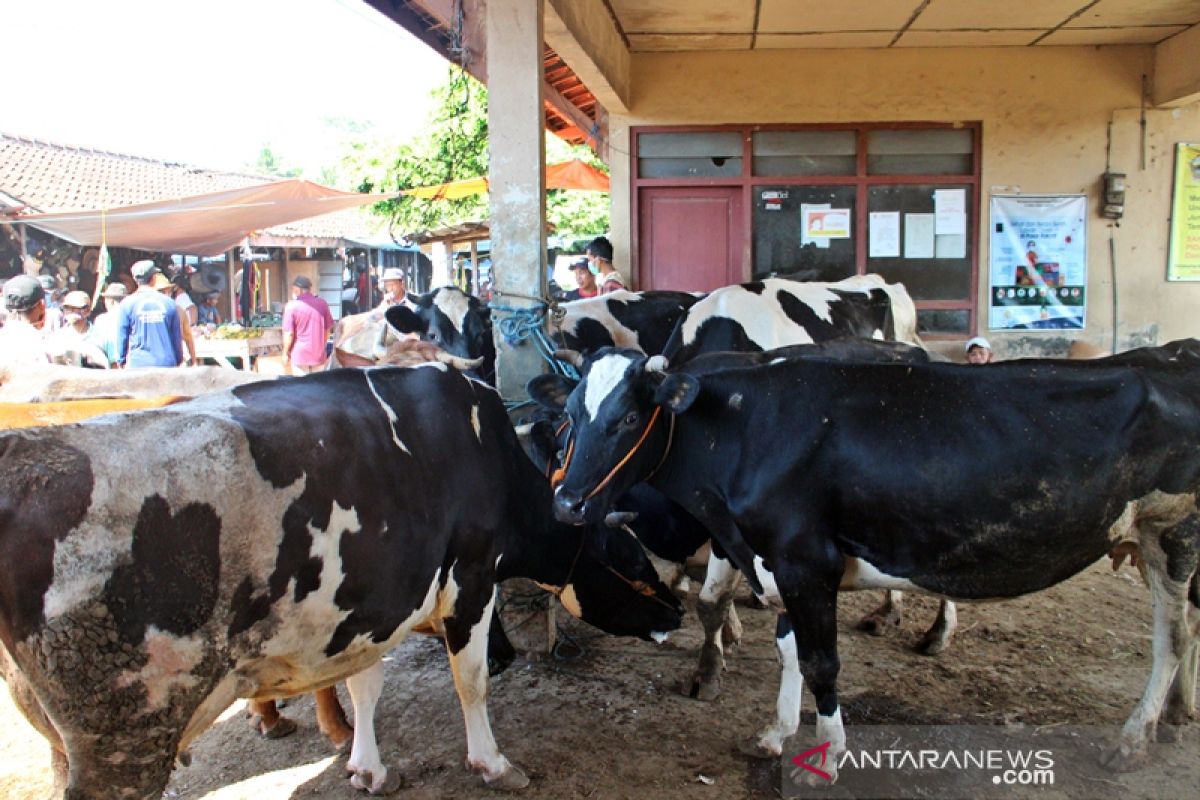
[195,328,283,372]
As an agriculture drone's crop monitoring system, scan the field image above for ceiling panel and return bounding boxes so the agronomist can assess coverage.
[628,33,754,51]
[611,0,755,35]
[756,32,896,49]
[1041,25,1189,44]
[896,30,1042,48]
[912,0,1085,30]
[603,0,1200,50]
[1063,0,1200,28]
[757,0,915,34]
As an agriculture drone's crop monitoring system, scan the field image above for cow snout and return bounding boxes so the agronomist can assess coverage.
[553,489,587,526]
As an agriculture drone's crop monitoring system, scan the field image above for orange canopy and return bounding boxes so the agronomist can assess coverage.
[402,159,609,200]
[15,179,394,257]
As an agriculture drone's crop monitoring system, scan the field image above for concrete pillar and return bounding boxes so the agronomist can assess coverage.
[487,0,547,401]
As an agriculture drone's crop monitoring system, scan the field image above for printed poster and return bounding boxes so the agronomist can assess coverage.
[869,211,900,258]
[904,214,935,258]
[1168,143,1200,280]
[803,208,851,239]
[989,195,1087,330]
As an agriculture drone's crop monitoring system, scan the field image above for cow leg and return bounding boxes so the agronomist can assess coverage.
[345,662,402,795]
[914,598,959,655]
[315,686,354,751]
[856,590,903,635]
[740,614,802,758]
[684,554,741,701]
[779,566,846,786]
[444,588,528,790]
[1158,573,1200,742]
[1102,545,1197,770]
[247,699,298,739]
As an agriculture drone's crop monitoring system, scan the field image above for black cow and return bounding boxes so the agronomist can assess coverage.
[540,342,1200,781]
[0,365,681,799]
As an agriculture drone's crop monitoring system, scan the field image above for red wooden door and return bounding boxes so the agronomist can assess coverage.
[638,187,744,292]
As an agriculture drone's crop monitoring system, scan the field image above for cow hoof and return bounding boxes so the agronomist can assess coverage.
[484,765,530,791]
[1099,741,1150,772]
[259,716,298,739]
[737,736,780,760]
[350,768,404,795]
[915,633,950,656]
[329,726,355,752]
[1156,723,1184,743]
[678,671,721,701]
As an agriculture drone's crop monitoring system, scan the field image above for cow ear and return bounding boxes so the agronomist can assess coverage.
[527,373,576,412]
[654,373,699,414]
[385,304,423,334]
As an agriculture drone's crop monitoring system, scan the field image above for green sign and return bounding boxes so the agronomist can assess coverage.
[1168,143,1200,281]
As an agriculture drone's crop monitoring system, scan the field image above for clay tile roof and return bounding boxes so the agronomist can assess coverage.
[0,131,386,244]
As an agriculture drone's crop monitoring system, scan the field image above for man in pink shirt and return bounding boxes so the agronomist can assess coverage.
[282,276,334,374]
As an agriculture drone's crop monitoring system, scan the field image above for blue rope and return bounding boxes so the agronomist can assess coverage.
[489,300,581,382]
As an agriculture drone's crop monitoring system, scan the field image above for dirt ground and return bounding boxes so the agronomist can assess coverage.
[2,559,1198,800]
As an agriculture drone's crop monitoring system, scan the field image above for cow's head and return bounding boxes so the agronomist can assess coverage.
[386,287,496,384]
[528,348,698,526]
[550,519,683,640]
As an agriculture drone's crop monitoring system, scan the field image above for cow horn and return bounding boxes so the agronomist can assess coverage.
[644,355,669,374]
[372,321,391,360]
[554,349,585,368]
[604,511,639,528]
[436,352,485,371]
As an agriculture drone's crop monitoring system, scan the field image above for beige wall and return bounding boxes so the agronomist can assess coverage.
[607,45,1200,354]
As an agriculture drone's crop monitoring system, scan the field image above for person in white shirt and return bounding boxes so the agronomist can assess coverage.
[0,275,51,366]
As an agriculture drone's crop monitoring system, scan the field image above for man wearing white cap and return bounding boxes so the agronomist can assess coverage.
[375,267,415,312]
[965,336,994,365]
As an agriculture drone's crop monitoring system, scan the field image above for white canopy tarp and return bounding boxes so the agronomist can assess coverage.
[14,179,394,257]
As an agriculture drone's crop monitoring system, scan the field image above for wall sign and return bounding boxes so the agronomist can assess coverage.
[989,195,1087,330]
[1168,143,1200,281]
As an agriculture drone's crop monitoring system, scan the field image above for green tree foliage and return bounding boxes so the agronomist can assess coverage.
[349,67,609,240]
[252,144,301,178]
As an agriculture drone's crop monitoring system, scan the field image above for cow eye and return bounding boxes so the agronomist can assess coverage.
[622,412,639,427]
[425,331,440,344]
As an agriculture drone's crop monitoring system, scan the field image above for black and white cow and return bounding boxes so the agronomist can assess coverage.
[664,274,961,661]
[662,274,921,362]
[0,365,681,799]
[382,287,497,384]
[546,290,703,356]
[541,342,1200,781]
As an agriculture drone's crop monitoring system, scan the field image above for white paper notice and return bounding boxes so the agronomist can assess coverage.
[801,203,831,249]
[934,189,967,235]
[904,214,935,258]
[935,234,966,259]
[869,211,900,258]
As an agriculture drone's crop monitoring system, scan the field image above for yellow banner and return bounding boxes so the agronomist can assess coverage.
[1168,143,1200,280]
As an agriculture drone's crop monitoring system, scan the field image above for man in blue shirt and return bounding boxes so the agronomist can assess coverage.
[116,260,183,368]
